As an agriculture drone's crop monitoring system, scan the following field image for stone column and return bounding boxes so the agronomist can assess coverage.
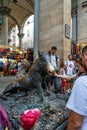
[71,0,77,44]
[0,0,11,46]
[34,0,40,58]
[72,8,77,43]
[17,33,24,50]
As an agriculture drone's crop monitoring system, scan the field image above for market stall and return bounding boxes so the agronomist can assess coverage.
[0,45,23,59]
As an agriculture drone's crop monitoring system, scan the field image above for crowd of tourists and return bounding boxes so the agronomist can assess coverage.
[45,46,85,96]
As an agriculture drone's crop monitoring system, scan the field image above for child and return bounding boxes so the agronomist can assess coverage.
[19,108,41,130]
[60,63,67,94]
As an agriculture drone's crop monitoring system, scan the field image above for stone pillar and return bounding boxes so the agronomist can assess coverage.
[71,0,77,44]
[0,0,11,46]
[72,8,77,44]
[17,33,24,50]
[34,0,40,58]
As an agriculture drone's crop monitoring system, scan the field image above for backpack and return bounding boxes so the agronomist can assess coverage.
[0,105,11,130]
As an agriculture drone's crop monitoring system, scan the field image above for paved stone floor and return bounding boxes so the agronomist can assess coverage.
[0,76,16,94]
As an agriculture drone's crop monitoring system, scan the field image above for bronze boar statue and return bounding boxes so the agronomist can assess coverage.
[0,52,55,101]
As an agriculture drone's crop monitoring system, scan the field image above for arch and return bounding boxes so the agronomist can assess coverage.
[19,13,34,34]
[8,14,20,31]
[25,0,34,9]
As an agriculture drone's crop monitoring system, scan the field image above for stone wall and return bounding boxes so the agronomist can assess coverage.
[77,0,87,44]
[39,0,72,64]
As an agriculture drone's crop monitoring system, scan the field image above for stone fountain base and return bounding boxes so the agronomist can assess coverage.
[0,90,70,130]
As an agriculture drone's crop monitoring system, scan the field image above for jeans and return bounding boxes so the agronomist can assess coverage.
[53,76,61,90]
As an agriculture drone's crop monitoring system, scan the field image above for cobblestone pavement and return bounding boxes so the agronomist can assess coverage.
[0,76,16,94]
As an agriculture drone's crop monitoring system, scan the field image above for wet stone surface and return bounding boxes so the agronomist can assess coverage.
[34,108,69,130]
[0,90,69,130]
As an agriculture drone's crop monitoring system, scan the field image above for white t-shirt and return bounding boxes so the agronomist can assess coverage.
[66,75,87,130]
[50,54,57,67]
[65,60,74,75]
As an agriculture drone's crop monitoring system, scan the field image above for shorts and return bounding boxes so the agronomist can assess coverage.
[62,79,66,88]
[46,75,53,85]
[71,78,75,83]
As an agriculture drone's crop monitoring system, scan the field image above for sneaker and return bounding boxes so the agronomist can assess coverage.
[66,90,70,93]
[69,89,72,93]
[66,89,71,94]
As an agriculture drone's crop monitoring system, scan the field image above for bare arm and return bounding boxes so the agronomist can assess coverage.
[54,72,78,80]
[67,111,84,130]
[54,72,69,79]
[53,71,78,80]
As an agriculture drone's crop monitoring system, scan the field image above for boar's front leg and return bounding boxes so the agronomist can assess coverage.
[34,82,45,101]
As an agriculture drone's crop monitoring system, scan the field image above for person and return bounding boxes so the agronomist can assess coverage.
[25,48,34,72]
[66,45,87,130]
[60,63,67,94]
[75,57,86,77]
[17,59,22,71]
[26,48,33,65]
[0,61,4,72]
[73,59,78,75]
[46,46,60,92]
[0,61,4,77]
[64,54,75,90]
[19,108,41,130]
[6,59,10,76]
[0,105,11,130]
[49,46,59,70]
